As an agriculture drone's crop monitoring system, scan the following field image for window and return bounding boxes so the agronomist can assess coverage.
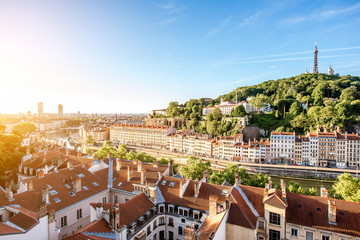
[258,220,264,230]
[160,206,164,213]
[77,225,82,230]
[306,231,313,240]
[269,229,280,240]
[258,237,264,240]
[179,209,183,216]
[291,228,298,237]
[147,226,151,235]
[61,234,67,239]
[168,231,174,240]
[125,198,129,202]
[76,209,82,220]
[168,217,174,227]
[114,196,118,203]
[153,219,157,229]
[181,218,185,223]
[169,206,173,214]
[322,235,330,240]
[103,197,106,203]
[153,233,157,240]
[269,212,280,225]
[159,217,165,225]
[0,214,2,222]
[60,216,67,228]
[194,212,199,220]
[178,226,183,236]
[184,210,188,217]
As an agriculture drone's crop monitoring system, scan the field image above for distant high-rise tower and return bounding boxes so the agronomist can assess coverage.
[313,41,319,73]
[38,102,43,115]
[328,65,334,75]
[58,104,63,115]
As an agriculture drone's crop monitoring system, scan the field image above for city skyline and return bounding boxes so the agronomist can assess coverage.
[1,0,360,114]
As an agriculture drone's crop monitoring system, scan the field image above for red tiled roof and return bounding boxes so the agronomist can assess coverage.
[111,124,168,130]
[90,193,154,227]
[76,219,112,234]
[8,212,38,231]
[286,192,360,237]
[0,222,22,234]
[197,211,226,240]
[228,187,257,228]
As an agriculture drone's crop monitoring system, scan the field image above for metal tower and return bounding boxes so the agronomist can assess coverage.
[313,42,319,73]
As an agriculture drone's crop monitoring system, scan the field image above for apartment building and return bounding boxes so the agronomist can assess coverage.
[344,133,360,167]
[318,132,337,167]
[110,124,176,149]
[270,132,296,163]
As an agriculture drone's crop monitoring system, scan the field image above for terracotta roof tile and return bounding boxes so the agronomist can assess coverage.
[8,212,38,231]
[197,211,226,240]
[0,222,22,234]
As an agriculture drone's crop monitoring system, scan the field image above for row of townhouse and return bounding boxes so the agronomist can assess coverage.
[271,132,360,167]
[79,124,110,142]
[95,122,360,167]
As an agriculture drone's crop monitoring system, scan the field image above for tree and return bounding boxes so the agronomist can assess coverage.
[231,105,247,117]
[179,156,211,180]
[0,133,24,186]
[332,173,360,202]
[96,141,118,159]
[85,135,95,146]
[209,164,240,185]
[126,150,137,161]
[166,102,179,116]
[289,101,301,117]
[118,144,128,158]
[212,108,223,121]
[12,122,36,137]
[249,94,271,114]
[340,86,359,102]
[65,119,82,127]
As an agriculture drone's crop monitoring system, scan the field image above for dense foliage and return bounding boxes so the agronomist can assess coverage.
[12,122,36,137]
[331,173,360,202]
[65,119,82,127]
[0,133,25,186]
[164,73,360,135]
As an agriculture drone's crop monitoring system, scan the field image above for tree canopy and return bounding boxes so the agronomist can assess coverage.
[332,173,360,202]
[12,122,36,137]
[179,156,211,180]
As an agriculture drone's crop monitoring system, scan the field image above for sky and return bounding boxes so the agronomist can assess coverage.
[1,0,360,114]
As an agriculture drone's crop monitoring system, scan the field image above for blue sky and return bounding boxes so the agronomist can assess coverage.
[1,0,360,114]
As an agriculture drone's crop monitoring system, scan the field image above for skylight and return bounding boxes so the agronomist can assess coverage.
[64,184,70,189]
[161,180,167,185]
[82,186,88,190]
[54,198,61,203]
[92,182,99,186]
[221,190,228,195]
[169,182,175,187]
[77,173,85,178]
[49,190,58,195]
[69,192,76,197]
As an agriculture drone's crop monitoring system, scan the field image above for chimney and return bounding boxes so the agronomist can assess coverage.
[96,203,103,220]
[179,177,185,198]
[138,161,143,172]
[65,148,69,155]
[157,172,161,181]
[38,170,45,178]
[168,159,174,176]
[67,161,73,170]
[19,165,22,173]
[265,183,270,196]
[44,165,48,174]
[281,179,286,199]
[28,181,33,190]
[321,187,328,198]
[226,193,231,210]
[5,185,13,200]
[269,180,272,189]
[42,156,46,165]
[107,152,112,159]
[77,152,81,157]
[235,173,241,185]
[194,178,200,198]
[141,169,146,185]
[209,195,218,216]
[116,158,122,171]
[147,183,157,203]
[73,178,82,192]
[153,161,159,168]
[42,185,50,204]
[203,170,209,183]
[328,199,336,224]
[127,166,132,181]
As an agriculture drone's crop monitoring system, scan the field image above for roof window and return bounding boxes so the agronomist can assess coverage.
[49,190,58,195]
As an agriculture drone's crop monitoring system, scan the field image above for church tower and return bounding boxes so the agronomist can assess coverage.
[313,42,319,73]
[328,64,334,75]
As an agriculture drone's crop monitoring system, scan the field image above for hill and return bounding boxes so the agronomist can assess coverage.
[161,73,360,136]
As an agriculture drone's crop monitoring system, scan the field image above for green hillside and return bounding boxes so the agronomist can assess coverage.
[163,73,360,135]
